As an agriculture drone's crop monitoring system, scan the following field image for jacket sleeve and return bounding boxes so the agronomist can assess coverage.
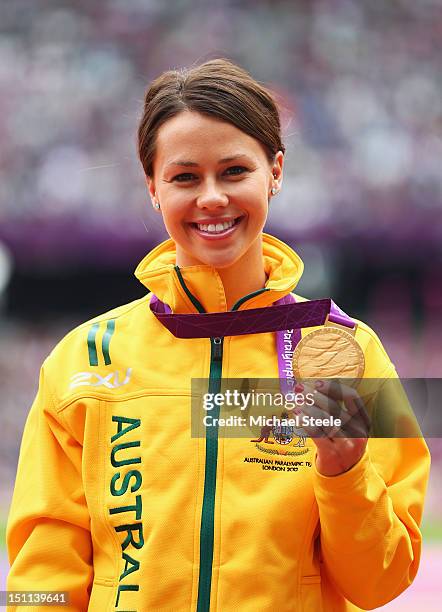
[312,329,431,610]
[6,362,93,611]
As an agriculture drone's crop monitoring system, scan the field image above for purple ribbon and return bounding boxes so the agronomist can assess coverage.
[149,293,354,339]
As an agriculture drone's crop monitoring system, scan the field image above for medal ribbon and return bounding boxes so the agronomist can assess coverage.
[275,292,300,394]
[149,293,354,338]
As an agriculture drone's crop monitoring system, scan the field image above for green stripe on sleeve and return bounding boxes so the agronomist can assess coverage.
[102,319,116,366]
[87,323,100,366]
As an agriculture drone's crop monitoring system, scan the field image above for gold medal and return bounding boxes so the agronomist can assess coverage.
[292,325,365,384]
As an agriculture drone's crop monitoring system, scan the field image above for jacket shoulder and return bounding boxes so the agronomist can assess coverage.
[41,295,151,406]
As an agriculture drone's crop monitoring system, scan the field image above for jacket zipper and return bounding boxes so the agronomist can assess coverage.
[197,336,224,612]
[197,291,269,612]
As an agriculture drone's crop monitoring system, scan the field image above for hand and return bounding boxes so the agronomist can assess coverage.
[298,379,371,477]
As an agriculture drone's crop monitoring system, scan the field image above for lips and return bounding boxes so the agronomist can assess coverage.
[189,215,244,239]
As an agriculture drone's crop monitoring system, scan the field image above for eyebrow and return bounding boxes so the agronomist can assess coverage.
[165,154,253,169]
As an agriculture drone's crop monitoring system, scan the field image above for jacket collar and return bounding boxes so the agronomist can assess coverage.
[134,232,304,313]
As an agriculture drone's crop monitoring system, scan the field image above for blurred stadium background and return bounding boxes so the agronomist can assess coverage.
[0,0,441,608]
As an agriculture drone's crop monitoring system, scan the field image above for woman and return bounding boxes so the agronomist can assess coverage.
[6,58,430,611]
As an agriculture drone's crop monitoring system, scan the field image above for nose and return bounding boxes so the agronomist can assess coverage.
[196,178,229,210]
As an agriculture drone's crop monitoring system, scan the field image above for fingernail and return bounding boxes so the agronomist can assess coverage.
[315,380,324,389]
[295,383,304,393]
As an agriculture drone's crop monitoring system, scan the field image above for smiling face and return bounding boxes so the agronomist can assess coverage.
[147,110,283,269]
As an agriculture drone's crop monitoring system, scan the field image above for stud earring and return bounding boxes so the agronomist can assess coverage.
[153,195,160,209]
[271,187,277,196]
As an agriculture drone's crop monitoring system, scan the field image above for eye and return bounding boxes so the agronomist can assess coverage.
[172,172,196,182]
[225,166,248,176]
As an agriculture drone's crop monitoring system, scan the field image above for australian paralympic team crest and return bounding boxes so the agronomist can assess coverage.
[246,410,312,472]
[248,410,311,460]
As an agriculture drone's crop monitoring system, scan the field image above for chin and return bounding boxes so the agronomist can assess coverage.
[199,247,244,269]
[191,254,235,269]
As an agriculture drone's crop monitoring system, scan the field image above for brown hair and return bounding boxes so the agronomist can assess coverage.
[137,58,285,178]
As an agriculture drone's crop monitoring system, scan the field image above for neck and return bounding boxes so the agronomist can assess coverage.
[176,235,267,311]
[216,245,267,310]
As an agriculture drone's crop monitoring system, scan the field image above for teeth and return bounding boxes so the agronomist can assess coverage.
[196,219,236,233]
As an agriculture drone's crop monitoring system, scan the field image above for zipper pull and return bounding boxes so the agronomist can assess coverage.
[212,337,223,361]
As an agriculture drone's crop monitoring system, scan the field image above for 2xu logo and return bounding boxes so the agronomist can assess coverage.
[70,368,132,389]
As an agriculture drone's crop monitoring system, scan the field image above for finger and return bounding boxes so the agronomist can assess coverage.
[340,418,369,439]
[297,402,346,440]
[343,395,371,433]
[303,381,352,424]
[313,379,371,433]
[315,394,369,439]
[292,408,325,439]
[313,378,357,402]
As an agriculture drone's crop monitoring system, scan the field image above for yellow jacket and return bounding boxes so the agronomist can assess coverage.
[6,233,430,611]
